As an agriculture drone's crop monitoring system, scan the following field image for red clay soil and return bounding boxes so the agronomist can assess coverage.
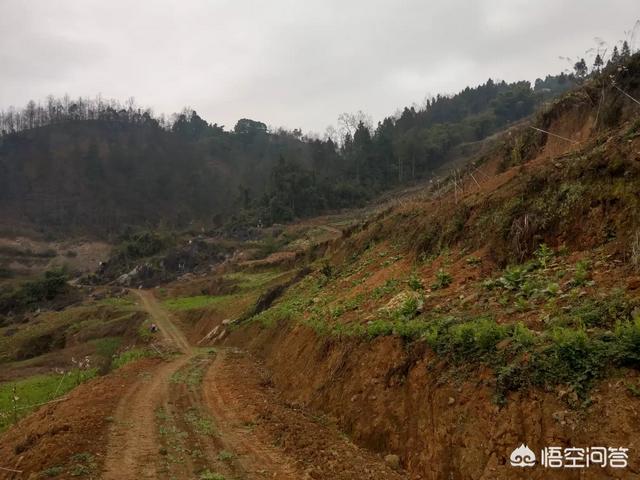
[226,322,640,480]
[0,289,408,480]
[0,358,159,479]
[101,290,196,480]
[203,348,407,480]
[101,355,193,480]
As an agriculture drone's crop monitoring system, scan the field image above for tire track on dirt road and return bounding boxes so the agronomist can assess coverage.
[101,290,193,480]
[103,291,406,479]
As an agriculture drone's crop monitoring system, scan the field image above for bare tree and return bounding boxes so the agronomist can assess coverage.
[337,110,372,143]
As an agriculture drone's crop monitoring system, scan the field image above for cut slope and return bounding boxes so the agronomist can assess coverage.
[213,54,640,479]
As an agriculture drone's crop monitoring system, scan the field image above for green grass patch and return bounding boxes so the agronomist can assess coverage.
[111,348,155,369]
[162,295,237,311]
[0,369,97,431]
[250,297,304,328]
[91,337,122,360]
[239,260,640,405]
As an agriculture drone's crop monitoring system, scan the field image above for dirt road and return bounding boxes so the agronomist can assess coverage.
[101,290,407,479]
[101,290,193,480]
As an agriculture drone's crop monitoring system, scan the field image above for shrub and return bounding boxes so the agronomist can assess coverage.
[498,264,533,290]
[534,243,554,268]
[23,269,68,302]
[510,322,536,349]
[118,231,169,259]
[541,328,608,397]
[572,259,591,286]
[613,317,640,367]
[448,318,508,359]
[372,279,399,298]
[0,268,69,314]
[397,296,420,320]
[218,450,234,461]
[568,291,634,328]
[320,262,333,278]
[366,319,395,338]
[431,269,452,290]
[41,466,65,477]
[407,273,423,291]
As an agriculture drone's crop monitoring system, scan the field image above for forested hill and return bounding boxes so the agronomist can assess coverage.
[0,73,575,236]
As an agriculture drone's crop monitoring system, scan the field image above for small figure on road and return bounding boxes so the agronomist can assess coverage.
[150,323,159,333]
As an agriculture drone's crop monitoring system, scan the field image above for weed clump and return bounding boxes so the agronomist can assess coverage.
[407,273,423,291]
[431,269,452,290]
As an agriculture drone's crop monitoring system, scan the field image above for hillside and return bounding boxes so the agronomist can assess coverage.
[0,54,639,480]
[207,55,640,478]
[0,75,573,237]
[0,117,309,236]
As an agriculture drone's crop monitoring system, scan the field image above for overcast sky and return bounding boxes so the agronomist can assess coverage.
[0,1,638,134]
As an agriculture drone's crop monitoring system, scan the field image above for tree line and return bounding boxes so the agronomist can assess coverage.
[572,40,635,79]
[0,73,577,235]
[0,95,166,135]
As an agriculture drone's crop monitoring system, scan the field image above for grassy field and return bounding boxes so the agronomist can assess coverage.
[163,270,294,313]
[162,294,239,311]
[0,369,97,431]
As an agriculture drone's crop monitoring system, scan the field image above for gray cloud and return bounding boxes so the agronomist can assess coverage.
[0,0,637,133]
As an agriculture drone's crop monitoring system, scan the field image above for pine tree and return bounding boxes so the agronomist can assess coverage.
[610,46,620,65]
[593,54,604,72]
[621,41,631,59]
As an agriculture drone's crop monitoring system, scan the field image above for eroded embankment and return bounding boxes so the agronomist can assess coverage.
[225,321,640,480]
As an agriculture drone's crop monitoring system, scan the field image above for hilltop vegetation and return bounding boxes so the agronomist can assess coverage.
[0,73,574,236]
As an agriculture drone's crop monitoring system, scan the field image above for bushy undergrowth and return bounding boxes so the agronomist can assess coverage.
[0,268,69,314]
[116,231,172,260]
